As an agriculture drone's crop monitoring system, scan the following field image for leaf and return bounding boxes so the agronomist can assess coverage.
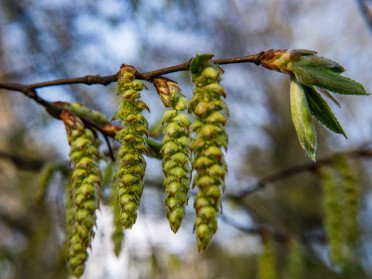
[189,53,214,75]
[289,64,368,95]
[290,78,317,160]
[303,86,347,138]
[292,54,345,73]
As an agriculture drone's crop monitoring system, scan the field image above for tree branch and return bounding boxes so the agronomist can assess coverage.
[0,53,262,92]
[227,146,372,200]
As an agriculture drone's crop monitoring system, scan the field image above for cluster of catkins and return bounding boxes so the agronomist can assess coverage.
[62,56,229,277]
[62,111,101,277]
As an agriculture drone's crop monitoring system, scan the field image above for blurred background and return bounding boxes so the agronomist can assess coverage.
[0,0,372,278]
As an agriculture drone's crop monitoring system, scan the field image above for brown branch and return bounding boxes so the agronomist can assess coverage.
[0,53,262,92]
[227,147,372,200]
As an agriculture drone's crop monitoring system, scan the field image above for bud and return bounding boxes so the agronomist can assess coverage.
[259,49,367,96]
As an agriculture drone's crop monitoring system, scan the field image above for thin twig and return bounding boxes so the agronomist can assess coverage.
[227,147,372,200]
[0,53,262,92]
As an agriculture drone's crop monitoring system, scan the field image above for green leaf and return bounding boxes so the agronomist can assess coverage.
[292,54,345,73]
[289,64,368,95]
[189,53,214,75]
[303,86,347,138]
[290,78,317,161]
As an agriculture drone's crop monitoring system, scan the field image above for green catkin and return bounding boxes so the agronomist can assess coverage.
[335,156,360,245]
[285,240,303,279]
[258,236,276,279]
[111,179,125,256]
[189,58,228,251]
[113,65,148,229]
[65,175,74,244]
[321,168,345,266]
[155,78,191,233]
[63,112,101,278]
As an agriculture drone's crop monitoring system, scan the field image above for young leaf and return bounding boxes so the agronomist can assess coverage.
[291,54,345,73]
[303,86,347,138]
[188,53,214,75]
[289,64,368,95]
[290,78,317,160]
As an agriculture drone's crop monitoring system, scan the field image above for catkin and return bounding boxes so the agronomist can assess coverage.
[335,156,360,245]
[321,168,345,266]
[189,61,228,251]
[258,236,276,279]
[285,240,303,279]
[155,78,191,233]
[113,65,148,229]
[62,111,101,278]
[111,179,125,256]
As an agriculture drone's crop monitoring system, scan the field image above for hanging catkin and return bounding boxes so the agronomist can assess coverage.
[113,65,149,229]
[154,77,191,233]
[62,111,101,278]
[321,168,345,266]
[189,55,228,251]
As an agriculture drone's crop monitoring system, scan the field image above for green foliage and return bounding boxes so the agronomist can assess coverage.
[189,55,228,251]
[63,112,101,278]
[303,86,346,137]
[289,64,367,96]
[113,65,148,229]
[260,49,368,160]
[289,78,317,160]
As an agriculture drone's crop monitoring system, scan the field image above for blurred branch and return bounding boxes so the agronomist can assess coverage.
[220,214,289,243]
[357,0,372,32]
[0,210,31,235]
[227,146,372,200]
[220,213,327,244]
[0,150,46,171]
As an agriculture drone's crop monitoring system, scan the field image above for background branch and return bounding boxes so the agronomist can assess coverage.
[227,145,372,200]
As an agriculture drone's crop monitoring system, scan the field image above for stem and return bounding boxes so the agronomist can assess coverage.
[0,52,263,91]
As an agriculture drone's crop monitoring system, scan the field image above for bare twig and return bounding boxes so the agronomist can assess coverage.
[227,147,372,200]
[0,53,262,92]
